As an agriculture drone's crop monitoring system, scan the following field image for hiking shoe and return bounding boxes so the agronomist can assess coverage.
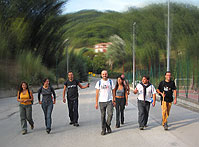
[107,125,112,133]
[139,127,144,130]
[101,130,106,135]
[164,123,168,130]
[31,124,34,130]
[73,123,80,127]
[46,128,51,134]
[22,130,27,135]
[69,122,74,125]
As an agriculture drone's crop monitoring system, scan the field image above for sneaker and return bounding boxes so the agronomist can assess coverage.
[22,130,27,135]
[73,123,79,127]
[121,122,124,125]
[31,124,34,130]
[144,125,148,128]
[101,130,106,135]
[164,123,168,130]
[107,125,112,133]
[46,128,51,134]
[69,122,74,125]
[139,127,144,130]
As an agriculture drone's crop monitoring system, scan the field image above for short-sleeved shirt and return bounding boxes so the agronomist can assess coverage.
[158,80,176,102]
[136,83,156,102]
[95,79,115,102]
[64,79,80,100]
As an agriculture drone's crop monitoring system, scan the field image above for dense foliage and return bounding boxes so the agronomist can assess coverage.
[1,1,199,89]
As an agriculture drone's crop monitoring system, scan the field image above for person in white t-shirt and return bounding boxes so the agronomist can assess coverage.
[133,76,156,130]
[95,70,115,135]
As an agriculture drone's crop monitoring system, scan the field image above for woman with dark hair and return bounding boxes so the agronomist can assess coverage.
[17,82,34,135]
[113,76,128,128]
[38,78,56,134]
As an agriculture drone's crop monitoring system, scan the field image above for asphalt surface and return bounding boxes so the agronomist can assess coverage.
[0,78,199,147]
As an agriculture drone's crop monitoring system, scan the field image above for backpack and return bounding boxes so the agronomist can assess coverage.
[98,79,112,89]
[19,89,33,104]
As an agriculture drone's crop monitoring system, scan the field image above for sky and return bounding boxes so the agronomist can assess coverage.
[62,0,199,14]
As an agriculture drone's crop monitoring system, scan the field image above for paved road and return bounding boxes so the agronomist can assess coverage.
[0,78,199,147]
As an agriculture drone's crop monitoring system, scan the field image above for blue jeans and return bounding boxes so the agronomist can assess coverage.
[41,101,53,129]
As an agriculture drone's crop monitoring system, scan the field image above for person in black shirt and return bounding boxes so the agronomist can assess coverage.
[157,71,177,130]
[63,71,89,127]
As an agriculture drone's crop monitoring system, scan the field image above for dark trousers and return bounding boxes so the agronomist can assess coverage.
[19,104,34,131]
[99,101,113,131]
[41,101,53,129]
[137,100,150,127]
[115,98,125,127]
[67,99,79,123]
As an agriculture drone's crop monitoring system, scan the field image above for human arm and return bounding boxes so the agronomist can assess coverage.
[38,87,42,104]
[152,94,156,106]
[173,90,177,104]
[17,91,23,102]
[95,89,99,109]
[126,81,130,95]
[125,89,128,106]
[112,88,116,106]
[78,83,89,89]
[24,91,34,103]
[51,87,56,104]
[156,89,165,97]
[63,85,67,103]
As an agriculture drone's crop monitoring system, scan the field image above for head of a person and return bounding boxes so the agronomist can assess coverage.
[101,70,108,80]
[117,76,123,85]
[121,74,125,79]
[43,78,50,87]
[19,81,29,92]
[142,76,149,84]
[165,71,171,81]
[68,71,74,80]
[115,76,125,90]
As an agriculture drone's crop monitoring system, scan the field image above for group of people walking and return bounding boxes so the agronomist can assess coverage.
[17,70,177,136]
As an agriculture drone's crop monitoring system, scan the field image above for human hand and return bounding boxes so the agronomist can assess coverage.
[95,103,98,109]
[63,98,66,103]
[174,98,177,104]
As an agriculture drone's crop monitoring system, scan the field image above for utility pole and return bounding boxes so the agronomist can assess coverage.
[133,22,136,89]
[167,0,170,71]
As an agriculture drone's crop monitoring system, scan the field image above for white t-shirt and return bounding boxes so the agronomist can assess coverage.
[95,79,115,102]
[136,83,156,102]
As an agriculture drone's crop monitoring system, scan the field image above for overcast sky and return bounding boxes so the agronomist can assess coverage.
[62,0,199,14]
